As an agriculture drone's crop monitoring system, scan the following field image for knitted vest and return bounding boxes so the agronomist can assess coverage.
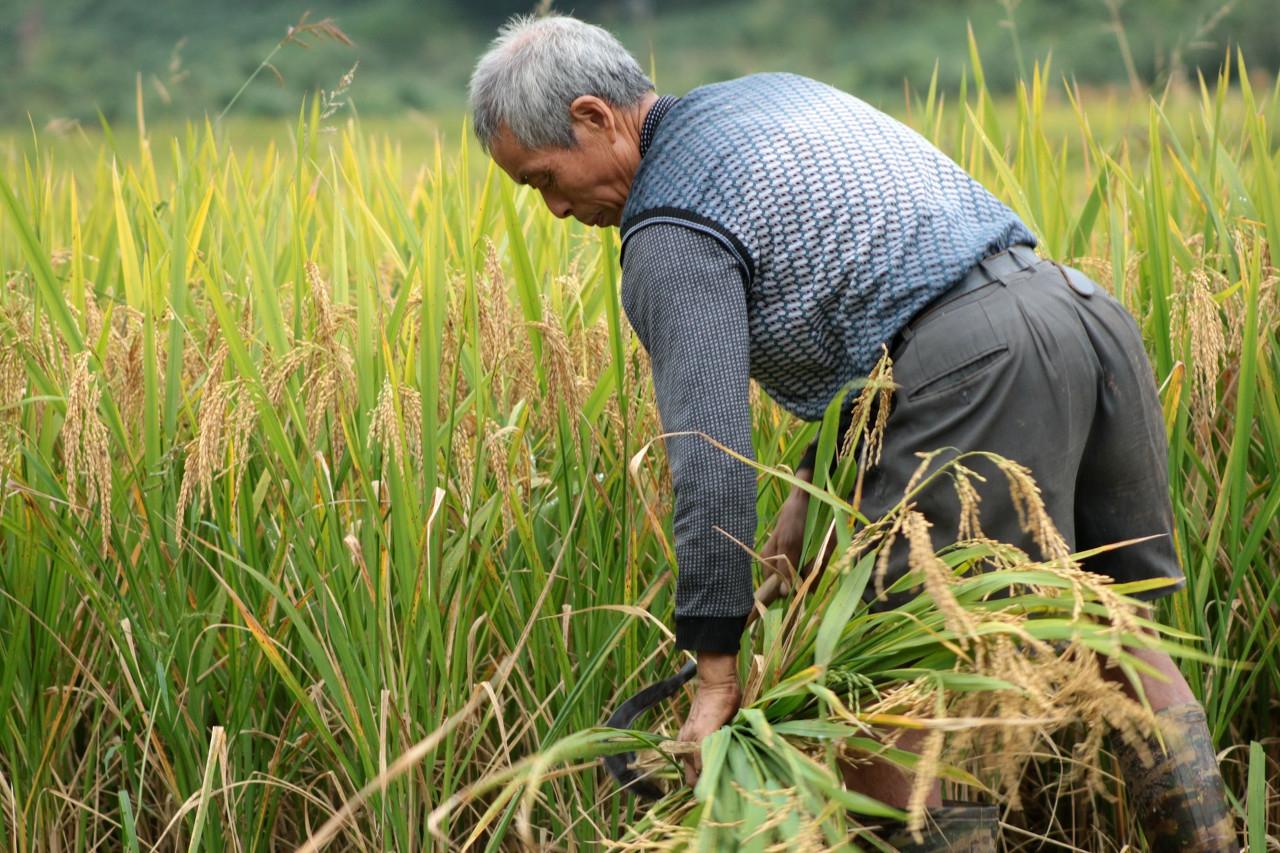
[619,72,1036,420]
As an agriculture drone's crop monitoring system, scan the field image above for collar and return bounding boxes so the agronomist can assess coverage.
[639,94,680,159]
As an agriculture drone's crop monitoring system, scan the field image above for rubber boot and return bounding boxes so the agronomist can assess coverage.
[876,801,998,852]
[1112,702,1239,852]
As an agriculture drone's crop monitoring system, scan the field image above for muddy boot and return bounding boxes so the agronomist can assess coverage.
[1112,702,1239,852]
[876,801,998,852]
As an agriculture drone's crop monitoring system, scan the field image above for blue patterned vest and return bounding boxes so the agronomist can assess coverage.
[619,72,1037,420]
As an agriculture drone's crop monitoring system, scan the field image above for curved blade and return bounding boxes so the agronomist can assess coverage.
[602,659,698,800]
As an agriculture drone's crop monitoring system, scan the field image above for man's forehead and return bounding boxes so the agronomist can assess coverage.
[491,125,541,178]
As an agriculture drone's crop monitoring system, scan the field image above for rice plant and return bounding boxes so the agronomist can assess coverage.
[0,46,1276,850]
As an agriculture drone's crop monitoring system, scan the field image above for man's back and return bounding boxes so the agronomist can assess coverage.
[620,71,1035,420]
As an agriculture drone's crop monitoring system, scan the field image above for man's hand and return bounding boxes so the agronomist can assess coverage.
[758,468,814,597]
[677,651,742,787]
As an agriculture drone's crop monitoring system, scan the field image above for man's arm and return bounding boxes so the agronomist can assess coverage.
[620,222,757,655]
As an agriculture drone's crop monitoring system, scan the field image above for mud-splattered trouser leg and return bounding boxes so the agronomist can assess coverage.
[1112,702,1239,851]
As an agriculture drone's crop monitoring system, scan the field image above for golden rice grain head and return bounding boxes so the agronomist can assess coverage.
[482,421,522,496]
[280,333,355,460]
[871,500,910,600]
[61,351,112,556]
[344,528,375,601]
[305,260,338,341]
[81,289,104,343]
[226,382,258,516]
[368,381,401,465]
[959,535,1031,573]
[905,727,946,838]
[1259,271,1280,362]
[264,347,309,407]
[107,312,148,427]
[850,345,895,468]
[953,629,1157,808]
[949,461,986,542]
[451,416,478,506]
[990,455,1070,564]
[368,381,424,478]
[905,509,977,642]
[399,385,423,464]
[525,311,581,430]
[176,347,231,544]
[1074,255,1112,289]
[1183,266,1227,421]
[0,345,23,470]
[476,238,521,377]
[0,342,25,420]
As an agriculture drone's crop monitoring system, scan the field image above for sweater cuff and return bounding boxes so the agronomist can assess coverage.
[675,613,750,653]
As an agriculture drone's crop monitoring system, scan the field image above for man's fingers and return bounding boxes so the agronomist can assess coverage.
[752,545,783,578]
[762,551,796,580]
[682,752,702,787]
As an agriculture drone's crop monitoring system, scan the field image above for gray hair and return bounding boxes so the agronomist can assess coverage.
[468,13,654,153]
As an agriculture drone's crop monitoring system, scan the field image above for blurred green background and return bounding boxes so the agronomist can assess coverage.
[3,0,1277,129]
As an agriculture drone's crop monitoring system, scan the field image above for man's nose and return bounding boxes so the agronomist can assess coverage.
[540,189,571,220]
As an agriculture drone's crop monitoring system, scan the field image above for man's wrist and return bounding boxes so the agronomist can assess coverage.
[797,409,855,478]
[787,481,812,506]
[783,483,812,523]
[792,463,814,494]
[695,650,740,687]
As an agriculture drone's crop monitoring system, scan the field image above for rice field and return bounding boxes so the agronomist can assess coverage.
[0,48,1278,850]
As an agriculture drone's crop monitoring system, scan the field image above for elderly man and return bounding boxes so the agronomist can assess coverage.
[468,13,1236,851]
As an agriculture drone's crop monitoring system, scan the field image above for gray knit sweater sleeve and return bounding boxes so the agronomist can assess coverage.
[621,223,757,653]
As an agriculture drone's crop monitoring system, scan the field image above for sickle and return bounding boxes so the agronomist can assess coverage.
[601,659,699,800]
[601,572,787,800]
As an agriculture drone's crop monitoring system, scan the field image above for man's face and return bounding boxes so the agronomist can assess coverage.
[488,95,639,228]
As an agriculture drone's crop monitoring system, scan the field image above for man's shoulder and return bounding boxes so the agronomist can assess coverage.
[637,73,812,171]
[623,72,850,207]
[661,72,874,150]
[683,71,824,99]
[680,71,864,111]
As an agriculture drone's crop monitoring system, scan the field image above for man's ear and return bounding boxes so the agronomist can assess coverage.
[568,95,616,138]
